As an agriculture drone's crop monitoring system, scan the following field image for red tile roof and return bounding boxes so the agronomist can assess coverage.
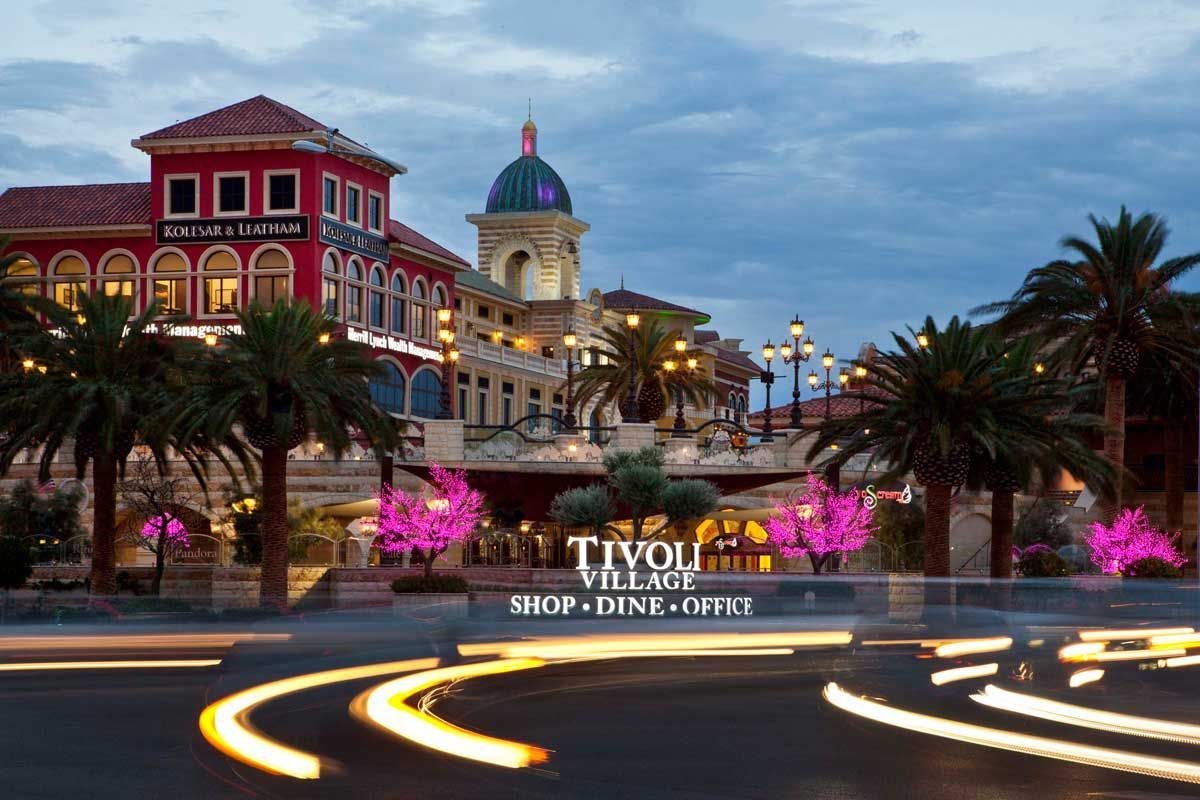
[602,288,709,322]
[139,95,327,140]
[0,183,151,229]
[694,330,721,344]
[746,386,885,424]
[387,219,469,267]
[713,347,760,373]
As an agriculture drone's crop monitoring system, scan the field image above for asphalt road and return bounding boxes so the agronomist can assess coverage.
[1,613,1198,799]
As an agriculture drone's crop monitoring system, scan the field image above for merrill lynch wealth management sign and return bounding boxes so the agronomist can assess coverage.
[157,215,309,245]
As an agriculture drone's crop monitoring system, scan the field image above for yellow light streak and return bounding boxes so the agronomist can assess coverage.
[1077,627,1193,643]
[1093,648,1186,663]
[0,633,292,651]
[566,648,796,661]
[1069,668,1105,688]
[972,684,1200,746]
[930,663,998,686]
[1148,633,1200,649]
[355,658,550,769]
[933,637,1012,659]
[823,682,1200,784]
[1059,642,1105,662]
[458,631,852,660]
[0,659,221,671]
[198,657,438,780]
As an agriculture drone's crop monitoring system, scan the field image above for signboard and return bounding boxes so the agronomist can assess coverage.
[854,483,913,509]
[345,327,441,362]
[318,217,389,260]
[156,215,309,245]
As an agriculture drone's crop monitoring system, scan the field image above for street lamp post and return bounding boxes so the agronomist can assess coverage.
[562,328,578,429]
[436,307,458,420]
[779,316,815,428]
[622,310,641,423]
[760,341,776,441]
[664,349,698,438]
[809,350,849,487]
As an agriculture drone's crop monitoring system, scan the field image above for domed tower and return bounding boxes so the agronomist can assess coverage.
[467,113,589,301]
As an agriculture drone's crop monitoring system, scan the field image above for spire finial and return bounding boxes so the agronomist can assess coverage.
[528,97,532,120]
[620,273,624,290]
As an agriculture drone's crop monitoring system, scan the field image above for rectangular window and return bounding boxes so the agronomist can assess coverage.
[268,173,296,211]
[217,175,247,213]
[346,184,361,224]
[346,285,363,323]
[478,305,490,320]
[204,277,238,314]
[255,275,289,306]
[412,304,427,339]
[322,175,339,216]
[102,280,134,300]
[154,279,185,315]
[168,177,196,216]
[322,277,339,318]
[477,392,489,425]
[453,297,462,310]
[368,192,383,231]
[527,402,541,432]
[369,291,384,328]
[502,381,514,394]
[390,296,406,334]
[502,312,514,326]
[502,396,513,427]
[55,282,85,311]
[529,388,542,401]
[458,387,468,421]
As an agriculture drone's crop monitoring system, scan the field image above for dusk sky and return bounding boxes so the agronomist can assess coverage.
[8,0,1200,405]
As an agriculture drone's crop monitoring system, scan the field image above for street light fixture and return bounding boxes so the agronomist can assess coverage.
[562,328,578,429]
[916,331,930,349]
[436,306,455,420]
[666,356,697,438]
[780,316,815,428]
[622,309,641,423]
[812,349,843,487]
[760,341,776,441]
[291,133,409,175]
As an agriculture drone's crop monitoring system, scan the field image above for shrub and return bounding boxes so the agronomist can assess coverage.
[1019,548,1071,577]
[391,575,469,594]
[1123,557,1183,579]
[32,578,85,592]
[1015,502,1073,550]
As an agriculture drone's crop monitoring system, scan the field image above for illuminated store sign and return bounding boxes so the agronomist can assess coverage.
[156,215,309,245]
[319,218,389,260]
[857,483,913,509]
[345,328,440,362]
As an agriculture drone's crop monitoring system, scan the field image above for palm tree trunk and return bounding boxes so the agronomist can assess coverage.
[90,453,118,597]
[1101,376,1126,522]
[989,488,1014,578]
[924,484,952,577]
[259,445,289,609]
[1165,419,1184,532]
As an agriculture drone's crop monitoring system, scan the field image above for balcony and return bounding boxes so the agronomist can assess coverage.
[456,337,566,378]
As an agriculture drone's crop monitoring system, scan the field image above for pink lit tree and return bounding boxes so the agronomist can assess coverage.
[376,464,484,578]
[765,474,877,574]
[1084,506,1186,576]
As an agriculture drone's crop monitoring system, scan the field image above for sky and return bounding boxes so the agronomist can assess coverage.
[7,0,1200,406]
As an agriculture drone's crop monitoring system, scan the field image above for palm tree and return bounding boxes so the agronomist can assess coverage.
[175,299,397,608]
[808,316,1109,577]
[973,207,1200,521]
[967,337,1115,577]
[0,293,190,595]
[571,318,712,424]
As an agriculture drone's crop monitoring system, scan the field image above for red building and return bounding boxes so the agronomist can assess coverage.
[0,95,469,418]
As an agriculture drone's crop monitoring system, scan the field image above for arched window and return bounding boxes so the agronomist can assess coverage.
[411,279,428,340]
[390,272,407,335]
[100,254,135,302]
[321,251,340,319]
[728,392,736,410]
[369,361,406,415]
[369,265,386,329]
[3,255,40,297]
[410,368,442,418]
[51,255,88,311]
[252,247,290,307]
[202,250,238,314]
[152,251,187,315]
[345,258,364,324]
[737,395,746,419]
[432,284,447,309]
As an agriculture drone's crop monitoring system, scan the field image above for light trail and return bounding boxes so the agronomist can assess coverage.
[1059,642,1105,662]
[1148,633,1200,649]
[198,657,438,780]
[1069,669,1105,688]
[971,685,1200,746]
[1093,648,1185,663]
[0,659,221,671]
[0,633,292,651]
[933,637,1012,659]
[823,682,1200,784]
[930,663,998,686]
[457,631,852,660]
[1077,628,1193,643]
[355,658,550,769]
[1162,655,1200,669]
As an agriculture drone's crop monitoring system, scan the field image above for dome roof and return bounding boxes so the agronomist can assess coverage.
[485,117,573,215]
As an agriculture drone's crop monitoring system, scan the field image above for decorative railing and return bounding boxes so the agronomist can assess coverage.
[455,337,567,378]
[462,415,613,462]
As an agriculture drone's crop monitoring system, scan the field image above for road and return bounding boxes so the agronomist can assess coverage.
[1,611,1198,799]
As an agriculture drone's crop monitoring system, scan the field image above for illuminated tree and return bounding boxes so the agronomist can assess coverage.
[119,457,198,596]
[376,464,484,578]
[765,474,876,574]
[1084,506,1186,576]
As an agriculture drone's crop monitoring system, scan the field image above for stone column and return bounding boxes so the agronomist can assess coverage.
[612,423,655,453]
[423,419,464,463]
